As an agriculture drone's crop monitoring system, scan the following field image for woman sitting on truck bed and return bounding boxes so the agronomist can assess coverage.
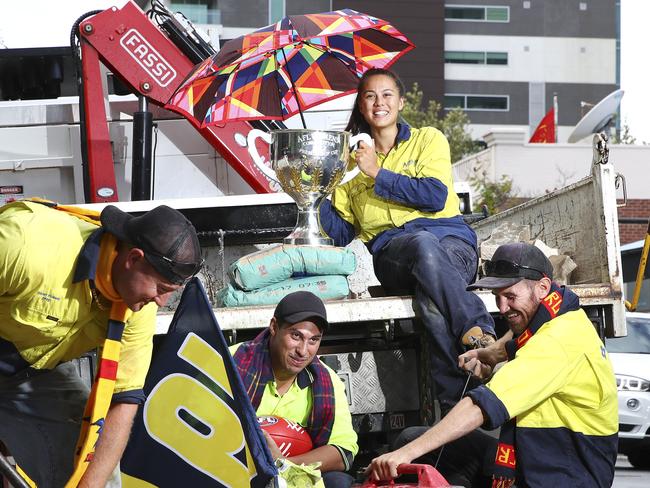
[320,68,495,414]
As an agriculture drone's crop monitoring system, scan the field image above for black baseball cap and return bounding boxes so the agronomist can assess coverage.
[274,291,328,331]
[100,205,203,285]
[467,242,553,291]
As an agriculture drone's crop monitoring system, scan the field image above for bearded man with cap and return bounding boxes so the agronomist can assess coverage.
[367,242,618,488]
[0,200,202,487]
[230,291,358,488]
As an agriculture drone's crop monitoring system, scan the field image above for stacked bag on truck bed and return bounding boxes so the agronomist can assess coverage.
[216,244,356,307]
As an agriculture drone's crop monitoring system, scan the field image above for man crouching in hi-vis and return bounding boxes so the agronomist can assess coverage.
[367,242,618,488]
[230,291,358,488]
[0,200,202,487]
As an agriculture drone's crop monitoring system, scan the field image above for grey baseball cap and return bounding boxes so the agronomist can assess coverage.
[467,242,553,291]
[101,205,202,285]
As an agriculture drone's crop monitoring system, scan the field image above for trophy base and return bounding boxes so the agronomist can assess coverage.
[284,234,334,246]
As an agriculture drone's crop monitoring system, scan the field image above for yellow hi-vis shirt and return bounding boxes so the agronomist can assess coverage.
[229,343,358,469]
[332,126,460,243]
[468,309,618,487]
[0,201,157,399]
[486,309,618,435]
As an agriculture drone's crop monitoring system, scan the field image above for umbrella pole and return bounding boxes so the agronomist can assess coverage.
[295,93,307,129]
[281,48,307,129]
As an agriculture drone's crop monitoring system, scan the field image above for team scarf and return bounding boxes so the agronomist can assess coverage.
[491,283,580,488]
[65,231,131,487]
[233,328,336,447]
[29,200,131,487]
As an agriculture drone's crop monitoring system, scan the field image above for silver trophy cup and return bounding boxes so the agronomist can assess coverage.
[248,129,371,245]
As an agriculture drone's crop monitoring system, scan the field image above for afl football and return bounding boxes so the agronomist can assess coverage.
[257,415,313,457]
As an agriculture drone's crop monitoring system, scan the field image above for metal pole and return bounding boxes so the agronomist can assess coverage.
[625,219,650,312]
[131,96,153,201]
[0,453,32,488]
[553,93,558,143]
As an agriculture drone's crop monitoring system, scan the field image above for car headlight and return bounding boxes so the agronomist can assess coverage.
[616,374,650,392]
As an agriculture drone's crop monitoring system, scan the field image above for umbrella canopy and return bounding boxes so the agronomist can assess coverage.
[168,9,414,127]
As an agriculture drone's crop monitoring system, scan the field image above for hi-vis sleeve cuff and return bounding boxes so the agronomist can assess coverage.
[331,446,354,471]
[319,199,356,247]
[112,388,146,405]
[467,385,510,430]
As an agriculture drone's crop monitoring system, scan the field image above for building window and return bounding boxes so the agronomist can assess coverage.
[445,5,509,22]
[445,51,508,65]
[444,95,466,108]
[486,52,508,64]
[170,0,220,24]
[444,94,509,111]
[269,0,285,23]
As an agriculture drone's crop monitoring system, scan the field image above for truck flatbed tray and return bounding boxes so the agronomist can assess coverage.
[155,283,618,334]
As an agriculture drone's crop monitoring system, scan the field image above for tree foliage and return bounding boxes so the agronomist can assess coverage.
[400,83,480,163]
[470,173,515,215]
[611,122,638,145]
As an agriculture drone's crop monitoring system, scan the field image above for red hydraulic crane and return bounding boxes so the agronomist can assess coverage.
[74,0,274,202]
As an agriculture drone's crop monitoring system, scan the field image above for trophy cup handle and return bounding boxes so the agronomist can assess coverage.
[340,133,373,184]
[247,129,278,182]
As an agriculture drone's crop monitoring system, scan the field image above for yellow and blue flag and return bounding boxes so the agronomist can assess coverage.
[120,278,277,487]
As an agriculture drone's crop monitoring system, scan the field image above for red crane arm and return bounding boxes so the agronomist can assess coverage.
[78,0,272,202]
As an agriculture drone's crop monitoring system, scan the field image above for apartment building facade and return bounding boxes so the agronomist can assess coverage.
[172,0,619,142]
[442,0,619,141]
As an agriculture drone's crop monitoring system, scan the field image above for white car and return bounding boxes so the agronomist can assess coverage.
[606,312,650,469]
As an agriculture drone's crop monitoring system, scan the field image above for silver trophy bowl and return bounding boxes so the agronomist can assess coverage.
[248,128,371,245]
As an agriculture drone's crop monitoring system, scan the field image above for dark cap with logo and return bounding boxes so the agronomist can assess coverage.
[467,242,553,291]
[100,205,203,285]
[274,291,328,331]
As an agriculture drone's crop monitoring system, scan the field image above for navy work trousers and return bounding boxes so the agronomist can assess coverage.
[323,470,354,488]
[0,361,88,488]
[373,232,495,412]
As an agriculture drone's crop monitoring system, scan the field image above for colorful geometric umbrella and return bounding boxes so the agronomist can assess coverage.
[168,9,414,127]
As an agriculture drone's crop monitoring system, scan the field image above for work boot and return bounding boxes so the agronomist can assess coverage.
[461,326,495,349]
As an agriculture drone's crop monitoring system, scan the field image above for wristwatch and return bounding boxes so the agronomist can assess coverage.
[274,457,289,472]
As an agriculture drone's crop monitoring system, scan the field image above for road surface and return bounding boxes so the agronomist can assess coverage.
[614,454,649,487]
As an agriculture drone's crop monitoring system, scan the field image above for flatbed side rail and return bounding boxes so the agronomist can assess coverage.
[155,286,623,335]
[471,135,625,336]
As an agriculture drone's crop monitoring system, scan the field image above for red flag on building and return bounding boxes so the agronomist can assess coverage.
[529,108,556,143]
